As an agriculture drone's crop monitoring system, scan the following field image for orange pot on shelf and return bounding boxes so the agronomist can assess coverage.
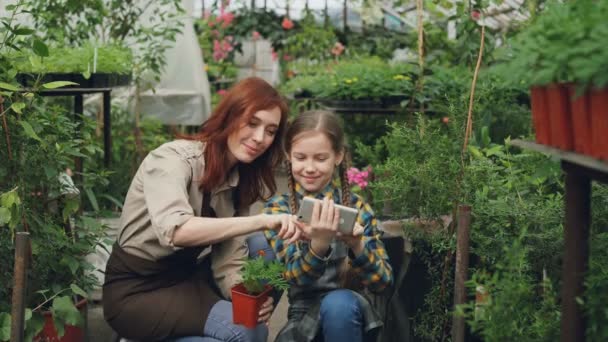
[546,83,574,150]
[567,84,593,155]
[530,86,551,145]
[589,88,608,160]
[231,284,272,328]
[34,299,87,342]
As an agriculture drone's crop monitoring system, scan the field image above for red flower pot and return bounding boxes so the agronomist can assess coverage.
[589,88,608,160]
[546,83,573,150]
[530,86,551,145]
[231,284,272,328]
[568,84,593,155]
[34,299,87,342]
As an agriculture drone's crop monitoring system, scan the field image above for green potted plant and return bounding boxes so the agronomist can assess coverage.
[498,0,608,159]
[231,251,289,328]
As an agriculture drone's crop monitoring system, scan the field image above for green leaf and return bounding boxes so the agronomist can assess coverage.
[11,102,25,114]
[32,39,49,57]
[70,284,88,299]
[14,27,34,35]
[84,188,99,212]
[61,256,79,275]
[18,120,42,142]
[42,81,78,89]
[0,82,20,91]
[0,207,11,226]
[51,296,81,330]
[0,312,10,341]
[62,198,79,222]
[25,312,45,341]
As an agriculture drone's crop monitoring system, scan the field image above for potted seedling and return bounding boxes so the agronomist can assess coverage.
[231,251,289,328]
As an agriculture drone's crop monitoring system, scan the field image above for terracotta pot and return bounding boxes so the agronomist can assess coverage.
[546,83,573,150]
[529,86,551,145]
[34,299,87,342]
[231,284,272,328]
[589,88,608,160]
[567,84,593,155]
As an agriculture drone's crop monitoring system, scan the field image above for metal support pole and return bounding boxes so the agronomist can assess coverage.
[452,205,471,342]
[103,90,112,167]
[560,167,590,342]
[11,232,30,342]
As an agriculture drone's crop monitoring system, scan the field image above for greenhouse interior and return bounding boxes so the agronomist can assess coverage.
[1,0,607,341]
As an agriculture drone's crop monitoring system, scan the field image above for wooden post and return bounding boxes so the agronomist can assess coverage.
[11,232,30,342]
[452,205,471,342]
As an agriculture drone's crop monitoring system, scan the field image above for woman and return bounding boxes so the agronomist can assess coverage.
[263,110,393,342]
[103,77,296,341]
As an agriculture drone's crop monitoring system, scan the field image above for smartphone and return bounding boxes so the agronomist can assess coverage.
[296,196,359,234]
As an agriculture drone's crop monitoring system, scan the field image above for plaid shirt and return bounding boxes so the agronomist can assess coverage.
[263,179,393,294]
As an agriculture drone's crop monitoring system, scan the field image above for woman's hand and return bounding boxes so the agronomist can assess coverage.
[337,223,365,255]
[263,213,302,244]
[258,296,274,324]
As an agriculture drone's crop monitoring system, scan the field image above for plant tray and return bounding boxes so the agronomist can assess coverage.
[16,72,132,89]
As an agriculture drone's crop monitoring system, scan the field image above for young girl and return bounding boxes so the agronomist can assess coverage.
[263,110,393,342]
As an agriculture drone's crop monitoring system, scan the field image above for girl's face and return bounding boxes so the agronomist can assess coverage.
[288,131,343,193]
[227,106,281,166]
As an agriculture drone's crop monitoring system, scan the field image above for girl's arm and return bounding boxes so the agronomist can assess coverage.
[263,196,331,286]
[347,198,394,293]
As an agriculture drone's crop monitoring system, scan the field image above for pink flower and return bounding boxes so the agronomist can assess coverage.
[282,54,292,61]
[217,89,228,97]
[471,10,481,21]
[219,12,234,28]
[271,50,278,61]
[252,31,261,40]
[282,17,294,30]
[346,166,372,189]
[331,42,345,56]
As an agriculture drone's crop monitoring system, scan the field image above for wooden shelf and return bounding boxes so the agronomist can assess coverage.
[509,139,608,182]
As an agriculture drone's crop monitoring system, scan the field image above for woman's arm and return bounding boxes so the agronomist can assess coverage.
[172,214,283,247]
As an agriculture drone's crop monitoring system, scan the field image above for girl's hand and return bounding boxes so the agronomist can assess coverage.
[258,296,274,324]
[263,213,301,244]
[296,197,340,243]
[337,223,365,254]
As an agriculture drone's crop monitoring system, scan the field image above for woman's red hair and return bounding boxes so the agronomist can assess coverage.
[186,77,288,207]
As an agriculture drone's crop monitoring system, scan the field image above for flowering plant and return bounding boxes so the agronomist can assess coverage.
[346,166,374,204]
[240,251,289,294]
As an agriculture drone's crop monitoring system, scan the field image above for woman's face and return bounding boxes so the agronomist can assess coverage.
[288,131,343,193]
[227,106,281,165]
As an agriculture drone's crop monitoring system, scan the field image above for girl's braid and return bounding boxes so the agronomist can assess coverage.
[339,148,353,207]
[286,161,298,214]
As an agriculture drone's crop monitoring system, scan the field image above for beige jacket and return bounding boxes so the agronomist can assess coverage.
[117,139,248,299]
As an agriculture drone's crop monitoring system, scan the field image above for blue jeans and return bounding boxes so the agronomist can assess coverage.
[316,290,365,342]
[171,301,268,342]
[171,232,278,342]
